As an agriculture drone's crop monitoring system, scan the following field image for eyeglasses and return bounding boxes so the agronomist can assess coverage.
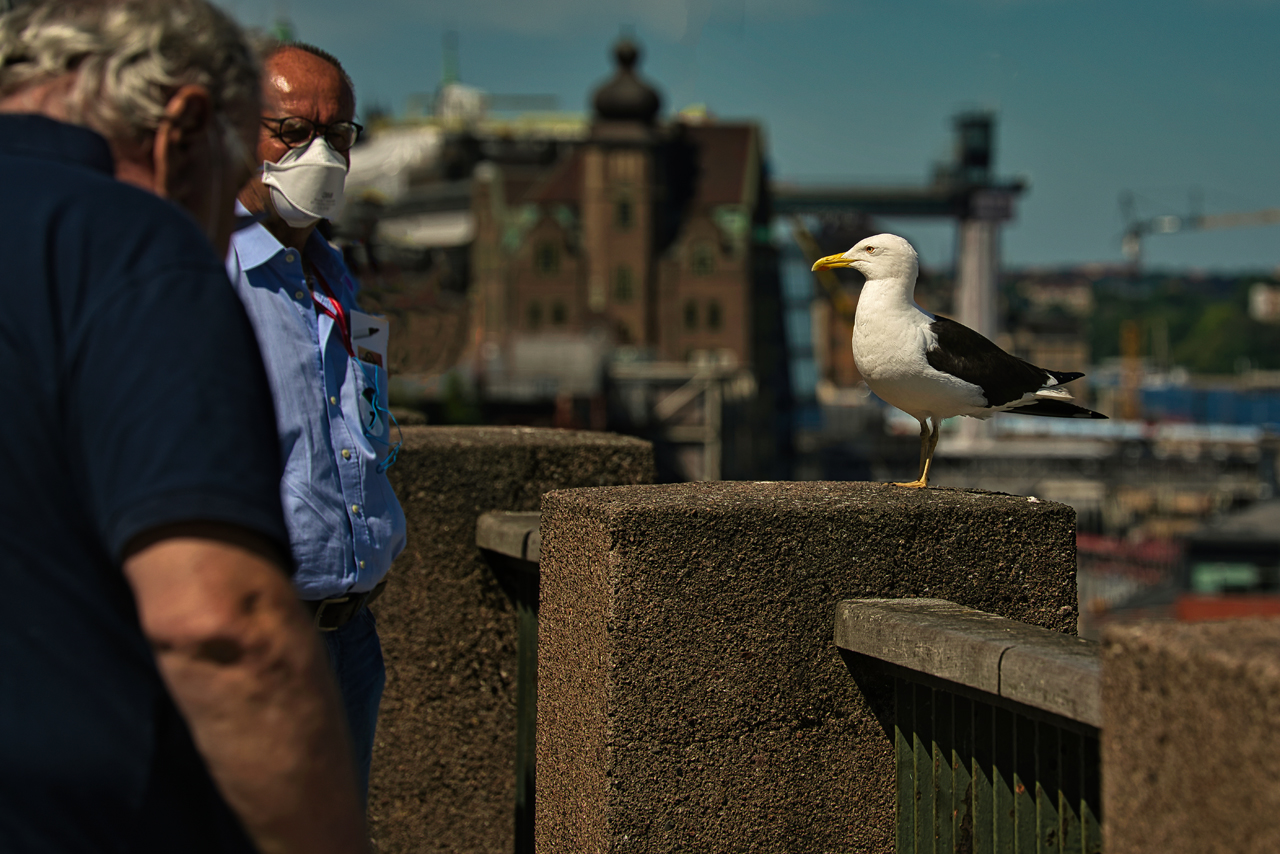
[260,116,364,152]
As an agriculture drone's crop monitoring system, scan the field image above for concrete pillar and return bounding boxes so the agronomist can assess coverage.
[954,217,1000,447]
[369,426,653,854]
[954,218,999,342]
[1103,620,1280,853]
[538,482,1078,852]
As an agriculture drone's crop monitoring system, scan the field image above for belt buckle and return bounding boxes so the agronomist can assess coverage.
[313,595,351,632]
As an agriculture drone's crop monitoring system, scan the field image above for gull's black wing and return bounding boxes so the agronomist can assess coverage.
[924,315,1081,408]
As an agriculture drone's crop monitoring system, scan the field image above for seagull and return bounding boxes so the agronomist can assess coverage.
[811,233,1106,488]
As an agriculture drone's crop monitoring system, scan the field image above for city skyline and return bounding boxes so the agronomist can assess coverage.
[218,0,1280,274]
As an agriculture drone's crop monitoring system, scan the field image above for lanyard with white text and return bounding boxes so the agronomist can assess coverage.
[308,263,354,358]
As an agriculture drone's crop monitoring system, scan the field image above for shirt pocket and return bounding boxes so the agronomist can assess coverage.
[351,359,393,461]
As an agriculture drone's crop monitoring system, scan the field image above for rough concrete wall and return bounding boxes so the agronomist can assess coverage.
[370,426,653,854]
[538,481,1077,853]
[1103,620,1280,854]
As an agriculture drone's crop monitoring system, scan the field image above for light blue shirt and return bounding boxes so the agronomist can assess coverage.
[227,214,405,599]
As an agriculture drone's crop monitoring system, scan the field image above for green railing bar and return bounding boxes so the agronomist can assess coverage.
[1082,738,1102,854]
[935,689,955,854]
[992,706,1015,854]
[897,680,916,853]
[915,684,935,851]
[973,700,995,853]
[1059,730,1083,854]
[953,696,975,851]
[1036,722,1060,853]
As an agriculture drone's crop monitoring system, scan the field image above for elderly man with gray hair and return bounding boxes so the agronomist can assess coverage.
[0,1,371,852]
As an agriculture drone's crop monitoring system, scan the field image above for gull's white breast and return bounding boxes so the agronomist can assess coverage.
[852,287,987,420]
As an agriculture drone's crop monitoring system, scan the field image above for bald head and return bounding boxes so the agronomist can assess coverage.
[262,47,355,137]
[238,43,356,251]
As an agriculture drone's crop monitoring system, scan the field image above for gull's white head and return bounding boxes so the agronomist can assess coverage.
[810,233,919,282]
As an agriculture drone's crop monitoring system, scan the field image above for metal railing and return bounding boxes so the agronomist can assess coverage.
[836,599,1103,854]
[476,511,541,854]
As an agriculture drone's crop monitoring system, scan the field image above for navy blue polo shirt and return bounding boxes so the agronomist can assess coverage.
[0,115,288,852]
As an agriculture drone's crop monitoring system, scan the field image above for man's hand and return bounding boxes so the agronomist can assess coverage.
[123,523,371,854]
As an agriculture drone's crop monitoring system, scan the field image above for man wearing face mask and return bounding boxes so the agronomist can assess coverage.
[228,41,406,802]
[0,1,371,853]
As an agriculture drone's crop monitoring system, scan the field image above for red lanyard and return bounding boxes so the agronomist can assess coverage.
[307,263,354,357]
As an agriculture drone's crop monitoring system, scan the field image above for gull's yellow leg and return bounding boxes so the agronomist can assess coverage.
[917,417,942,487]
[893,418,931,488]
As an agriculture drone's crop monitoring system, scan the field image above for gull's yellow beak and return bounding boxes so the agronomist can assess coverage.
[811,252,855,272]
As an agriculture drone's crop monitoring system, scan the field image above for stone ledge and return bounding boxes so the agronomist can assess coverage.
[835,598,1100,727]
[538,482,1078,852]
[1102,620,1280,853]
[477,511,541,563]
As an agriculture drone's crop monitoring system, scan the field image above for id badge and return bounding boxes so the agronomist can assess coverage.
[350,310,389,369]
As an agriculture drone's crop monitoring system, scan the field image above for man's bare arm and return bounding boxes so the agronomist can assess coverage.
[122,523,370,854]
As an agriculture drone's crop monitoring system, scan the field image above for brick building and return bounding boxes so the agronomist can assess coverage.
[471,39,778,375]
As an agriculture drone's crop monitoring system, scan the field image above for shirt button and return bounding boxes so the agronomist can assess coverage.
[342,448,351,460]
[351,504,361,514]
[284,252,296,263]
[295,290,305,300]
[330,396,338,405]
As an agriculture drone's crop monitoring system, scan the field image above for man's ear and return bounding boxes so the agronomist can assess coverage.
[152,84,215,202]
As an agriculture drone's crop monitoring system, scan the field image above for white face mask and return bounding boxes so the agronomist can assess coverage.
[260,136,349,228]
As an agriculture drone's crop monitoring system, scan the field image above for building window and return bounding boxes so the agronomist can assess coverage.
[534,242,559,275]
[615,198,633,230]
[614,265,634,302]
[683,299,698,331]
[691,241,715,275]
[707,300,722,331]
[551,300,567,326]
[527,301,543,330]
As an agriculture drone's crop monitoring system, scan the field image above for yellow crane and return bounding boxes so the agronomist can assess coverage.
[1120,190,1280,269]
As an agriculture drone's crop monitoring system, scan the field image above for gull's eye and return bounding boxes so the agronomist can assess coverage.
[864,246,876,254]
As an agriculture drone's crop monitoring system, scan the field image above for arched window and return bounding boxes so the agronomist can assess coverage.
[691,241,715,275]
[615,198,634,230]
[683,299,698,331]
[707,300,722,331]
[527,301,543,330]
[551,300,567,326]
[614,265,634,302]
[534,242,559,275]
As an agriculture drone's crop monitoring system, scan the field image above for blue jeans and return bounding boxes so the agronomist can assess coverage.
[321,607,385,804]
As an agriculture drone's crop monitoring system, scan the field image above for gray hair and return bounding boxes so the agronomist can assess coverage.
[0,0,259,145]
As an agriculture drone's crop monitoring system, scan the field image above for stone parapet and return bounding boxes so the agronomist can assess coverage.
[537,481,1077,852]
[370,426,653,854]
[1103,620,1280,854]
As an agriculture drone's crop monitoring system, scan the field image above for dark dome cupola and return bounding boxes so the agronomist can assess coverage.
[592,38,661,125]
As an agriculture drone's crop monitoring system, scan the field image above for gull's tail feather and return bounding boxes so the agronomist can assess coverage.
[1042,369,1085,386]
[1010,399,1108,419]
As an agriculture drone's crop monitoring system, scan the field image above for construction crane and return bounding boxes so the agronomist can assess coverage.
[1120,190,1280,269]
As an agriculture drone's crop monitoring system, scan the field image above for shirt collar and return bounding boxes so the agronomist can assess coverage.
[231,200,285,270]
[0,115,114,175]
[230,200,344,282]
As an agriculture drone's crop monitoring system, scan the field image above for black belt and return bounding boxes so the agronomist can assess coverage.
[303,579,388,632]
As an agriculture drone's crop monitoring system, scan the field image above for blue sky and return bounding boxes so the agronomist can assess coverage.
[218,0,1280,274]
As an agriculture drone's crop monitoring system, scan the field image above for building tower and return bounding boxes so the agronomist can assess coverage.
[582,39,663,349]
